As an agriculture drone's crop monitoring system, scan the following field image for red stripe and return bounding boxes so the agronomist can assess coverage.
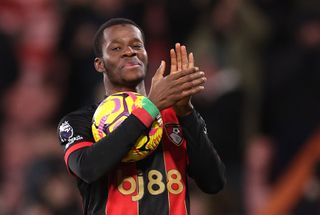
[106,163,138,215]
[64,142,93,170]
[162,109,188,215]
[132,108,154,127]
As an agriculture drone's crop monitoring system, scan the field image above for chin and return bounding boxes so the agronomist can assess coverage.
[126,70,145,82]
[119,67,145,86]
[126,76,145,87]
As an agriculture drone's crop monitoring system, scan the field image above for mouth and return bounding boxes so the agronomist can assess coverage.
[122,60,142,70]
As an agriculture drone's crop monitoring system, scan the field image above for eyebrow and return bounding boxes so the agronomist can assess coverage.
[113,37,143,42]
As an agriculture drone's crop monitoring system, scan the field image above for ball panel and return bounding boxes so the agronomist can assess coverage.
[107,115,127,133]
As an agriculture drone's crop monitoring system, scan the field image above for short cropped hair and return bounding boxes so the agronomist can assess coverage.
[93,18,145,57]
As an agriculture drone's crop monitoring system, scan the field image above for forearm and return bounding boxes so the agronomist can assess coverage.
[179,110,226,193]
[68,115,147,183]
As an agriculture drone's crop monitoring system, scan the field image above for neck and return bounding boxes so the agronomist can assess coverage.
[104,81,146,96]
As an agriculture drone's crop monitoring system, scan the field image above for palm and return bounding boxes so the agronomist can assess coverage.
[170,44,194,115]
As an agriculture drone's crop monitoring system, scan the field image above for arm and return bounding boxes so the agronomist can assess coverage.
[179,110,226,194]
[168,43,225,192]
[67,114,149,183]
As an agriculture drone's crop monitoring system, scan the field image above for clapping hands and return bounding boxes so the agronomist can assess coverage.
[148,43,206,115]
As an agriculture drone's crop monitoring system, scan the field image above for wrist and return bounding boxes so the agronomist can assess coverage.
[132,97,160,128]
[141,97,160,119]
[174,103,194,116]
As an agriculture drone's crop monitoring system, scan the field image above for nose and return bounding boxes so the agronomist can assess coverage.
[122,46,136,57]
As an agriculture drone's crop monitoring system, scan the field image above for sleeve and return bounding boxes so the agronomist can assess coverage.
[179,110,226,194]
[57,107,157,184]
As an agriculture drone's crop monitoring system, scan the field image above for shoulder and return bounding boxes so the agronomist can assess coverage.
[59,104,98,123]
[57,104,98,146]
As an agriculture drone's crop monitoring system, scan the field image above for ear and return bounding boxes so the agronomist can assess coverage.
[94,57,105,73]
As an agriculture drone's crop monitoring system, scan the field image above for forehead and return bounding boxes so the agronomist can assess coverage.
[102,24,143,43]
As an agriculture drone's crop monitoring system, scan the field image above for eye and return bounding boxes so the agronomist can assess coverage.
[132,43,144,49]
[111,47,121,51]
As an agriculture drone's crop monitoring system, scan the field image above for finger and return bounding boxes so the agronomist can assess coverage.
[181,45,188,70]
[188,52,194,68]
[176,72,206,89]
[170,67,199,80]
[154,60,166,79]
[170,49,177,74]
[180,85,205,97]
[181,76,207,90]
[175,43,182,71]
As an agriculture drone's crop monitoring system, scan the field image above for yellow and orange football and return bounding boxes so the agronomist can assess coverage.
[92,92,163,162]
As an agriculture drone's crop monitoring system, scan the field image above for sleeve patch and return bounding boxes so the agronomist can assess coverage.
[58,120,84,148]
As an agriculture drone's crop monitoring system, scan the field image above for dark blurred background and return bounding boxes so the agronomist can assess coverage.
[0,0,319,214]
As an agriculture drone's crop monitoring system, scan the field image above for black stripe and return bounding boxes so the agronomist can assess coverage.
[136,142,169,215]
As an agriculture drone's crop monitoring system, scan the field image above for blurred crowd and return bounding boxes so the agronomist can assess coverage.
[0,0,319,214]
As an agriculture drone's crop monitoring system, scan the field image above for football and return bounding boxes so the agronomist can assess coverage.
[92,92,163,162]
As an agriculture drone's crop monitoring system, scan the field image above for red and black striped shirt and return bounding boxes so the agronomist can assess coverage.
[57,105,225,215]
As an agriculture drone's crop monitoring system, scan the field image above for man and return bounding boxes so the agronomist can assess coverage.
[57,18,225,215]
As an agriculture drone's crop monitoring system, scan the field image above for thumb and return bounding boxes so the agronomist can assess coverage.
[154,60,166,79]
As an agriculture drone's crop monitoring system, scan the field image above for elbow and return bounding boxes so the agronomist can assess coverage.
[189,160,227,194]
[68,150,111,184]
[74,166,101,184]
[199,175,226,194]
[195,169,227,194]
[204,175,226,194]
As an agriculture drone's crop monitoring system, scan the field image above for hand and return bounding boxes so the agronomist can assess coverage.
[170,43,206,116]
[148,60,206,111]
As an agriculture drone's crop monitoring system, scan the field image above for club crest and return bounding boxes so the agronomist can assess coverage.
[165,124,183,146]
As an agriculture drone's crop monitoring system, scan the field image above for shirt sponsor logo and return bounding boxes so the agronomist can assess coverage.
[165,123,183,146]
[116,168,184,201]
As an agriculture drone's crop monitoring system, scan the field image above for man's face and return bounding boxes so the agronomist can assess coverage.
[99,24,148,88]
